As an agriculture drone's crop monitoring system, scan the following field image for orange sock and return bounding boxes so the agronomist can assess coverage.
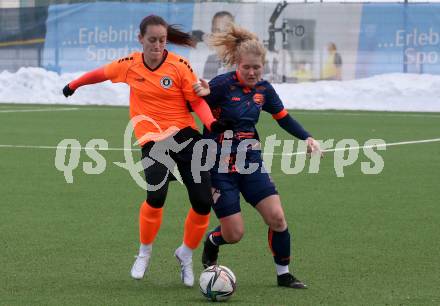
[139,201,163,245]
[183,208,210,249]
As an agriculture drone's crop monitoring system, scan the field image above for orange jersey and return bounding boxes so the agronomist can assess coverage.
[104,51,199,144]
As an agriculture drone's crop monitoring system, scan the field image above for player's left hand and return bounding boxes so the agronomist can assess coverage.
[62,84,75,97]
[210,118,235,133]
[306,137,323,158]
[193,79,210,97]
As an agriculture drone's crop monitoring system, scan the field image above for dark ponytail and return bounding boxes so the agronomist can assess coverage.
[139,15,195,48]
[167,24,195,47]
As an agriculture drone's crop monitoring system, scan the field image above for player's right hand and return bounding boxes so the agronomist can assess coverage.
[306,137,323,158]
[62,84,75,97]
[193,79,210,97]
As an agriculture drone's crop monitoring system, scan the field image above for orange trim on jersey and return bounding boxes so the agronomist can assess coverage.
[235,70,252,92]
[272,109,288,120]
[235,131,255,140]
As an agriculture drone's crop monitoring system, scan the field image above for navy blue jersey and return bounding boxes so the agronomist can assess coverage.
[203,71,286,146]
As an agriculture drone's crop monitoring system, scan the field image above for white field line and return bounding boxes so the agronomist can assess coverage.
[0,107,79,113]
[291,111,440,118]
[0,145,134,151]
[0,138,439,154]
[0,105,438,117]
[72,107,127,110]
[269,137,440,156]
[0,106,125,113]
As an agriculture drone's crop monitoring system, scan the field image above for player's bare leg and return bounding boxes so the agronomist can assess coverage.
[256,195,307,289]
[202,213,244,268]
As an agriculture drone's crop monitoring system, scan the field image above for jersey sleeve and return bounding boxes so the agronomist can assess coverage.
[178,60,200,102]
[276,114,311,140]
[262,82,288,119]
[68,67,107,90]
[203,75,227,107]
[104,57,132,83]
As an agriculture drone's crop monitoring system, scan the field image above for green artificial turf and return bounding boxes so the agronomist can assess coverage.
[0,104,439,305]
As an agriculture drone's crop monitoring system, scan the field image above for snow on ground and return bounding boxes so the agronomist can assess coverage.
[1,67,439,112]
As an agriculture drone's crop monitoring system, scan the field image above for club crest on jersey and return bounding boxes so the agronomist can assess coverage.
[253,93,264,105]
[160,76,173,89]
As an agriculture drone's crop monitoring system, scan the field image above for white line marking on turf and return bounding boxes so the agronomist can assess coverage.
[0,107,79,113]
[74,107,127,110]
[0,144,134,151]
[291,111,440,118]
[0,106,438,116]
[268,137,440,156]
[0,138,439,154]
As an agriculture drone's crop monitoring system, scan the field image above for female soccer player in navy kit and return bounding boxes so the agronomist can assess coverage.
[200,24,322,288]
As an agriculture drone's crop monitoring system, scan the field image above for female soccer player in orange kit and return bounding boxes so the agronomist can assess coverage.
[62,15,231,287]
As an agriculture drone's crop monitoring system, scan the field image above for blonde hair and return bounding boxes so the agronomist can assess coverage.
[209,24,266,66]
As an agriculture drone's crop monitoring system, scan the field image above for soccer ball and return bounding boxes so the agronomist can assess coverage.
[199,265,236,302]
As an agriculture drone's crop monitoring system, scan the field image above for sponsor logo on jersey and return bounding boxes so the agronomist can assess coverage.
[160,76,173,89]
[253,93,264,105]
[231,97,241,102]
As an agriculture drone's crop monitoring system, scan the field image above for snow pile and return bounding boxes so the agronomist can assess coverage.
[1,67,439,112]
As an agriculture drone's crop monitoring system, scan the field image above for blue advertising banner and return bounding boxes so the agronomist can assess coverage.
[42,2,195,73]
[36,2,440,78]
[357,4,440,78]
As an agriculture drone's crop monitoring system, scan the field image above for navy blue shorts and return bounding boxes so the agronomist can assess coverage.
[210,152,278,219]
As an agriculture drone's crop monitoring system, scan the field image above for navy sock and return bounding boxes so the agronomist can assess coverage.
[209,225,227,246]
[268,228,291,266]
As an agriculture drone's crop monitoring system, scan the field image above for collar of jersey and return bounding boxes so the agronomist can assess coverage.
[142,50,168,71]
[233,70,264,90]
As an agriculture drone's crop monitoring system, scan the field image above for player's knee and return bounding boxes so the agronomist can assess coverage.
[146,191,166,208]
[268,213,287,232]
[191,203,211,215]
[223,228,244,244]
[189,193,213,215]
